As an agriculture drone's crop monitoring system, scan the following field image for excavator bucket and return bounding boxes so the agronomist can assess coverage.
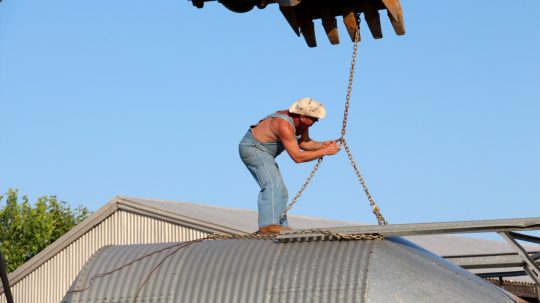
[190,0,405,47]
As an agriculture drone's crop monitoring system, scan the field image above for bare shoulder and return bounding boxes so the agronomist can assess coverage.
[275,118,295,140]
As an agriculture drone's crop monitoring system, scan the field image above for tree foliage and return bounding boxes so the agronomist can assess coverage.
[0,189,90,272]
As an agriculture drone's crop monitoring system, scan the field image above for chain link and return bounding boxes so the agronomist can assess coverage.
[279,157,323,224]
[340,18,361,141]
[206,229,384,241]
[279,15,388,226]
[342,139,388,225]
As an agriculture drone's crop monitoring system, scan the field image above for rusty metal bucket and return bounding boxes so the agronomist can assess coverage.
[278,0,405,47]
[191,0,406,47]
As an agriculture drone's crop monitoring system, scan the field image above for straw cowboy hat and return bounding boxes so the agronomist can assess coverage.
[288,98,326,119]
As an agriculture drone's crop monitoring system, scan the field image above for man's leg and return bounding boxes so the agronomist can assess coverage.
[274,162,289,227]
[252,154,287,228]
[240,150,288,228]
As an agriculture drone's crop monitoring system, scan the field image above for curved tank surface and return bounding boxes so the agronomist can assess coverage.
[62,237,516,303]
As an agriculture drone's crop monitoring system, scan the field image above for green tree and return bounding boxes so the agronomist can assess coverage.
[0,189,90,272]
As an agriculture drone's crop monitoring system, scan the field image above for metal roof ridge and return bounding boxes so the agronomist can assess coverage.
[116,195,258,214]
[115,196,250,235]
[115,196,363,227]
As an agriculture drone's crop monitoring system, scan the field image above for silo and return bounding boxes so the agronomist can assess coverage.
[62,237,518,302]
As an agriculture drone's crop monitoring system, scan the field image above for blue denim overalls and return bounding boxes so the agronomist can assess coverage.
[239,113,297,228]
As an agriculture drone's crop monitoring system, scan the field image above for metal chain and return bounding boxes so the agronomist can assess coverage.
[338,20,388,226]
[340,18,361,141]
[279,15,388,226]
[206,229,384,241]
[342,139,388,225]
[338,15,387,225]
[279,157,323,224]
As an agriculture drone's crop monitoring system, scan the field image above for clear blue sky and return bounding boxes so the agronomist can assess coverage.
[1,0,539,226]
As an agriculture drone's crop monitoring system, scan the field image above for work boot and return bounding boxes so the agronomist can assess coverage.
[258,224,286,234]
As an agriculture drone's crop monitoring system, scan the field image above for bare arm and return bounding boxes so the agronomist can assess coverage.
[279,121,340,163]
[298,126,337,151]
[299,140,323,151]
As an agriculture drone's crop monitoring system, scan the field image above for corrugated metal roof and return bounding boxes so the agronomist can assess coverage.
[5,195,538,295]
[62,237,516,303]
[2,196,364,291]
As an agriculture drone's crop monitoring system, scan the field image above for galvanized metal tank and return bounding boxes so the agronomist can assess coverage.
[62,237,516,303]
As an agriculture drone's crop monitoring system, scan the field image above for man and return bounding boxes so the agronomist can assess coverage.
[239,98,341,234]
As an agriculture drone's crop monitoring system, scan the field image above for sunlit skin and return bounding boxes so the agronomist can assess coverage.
[251,109,341,163]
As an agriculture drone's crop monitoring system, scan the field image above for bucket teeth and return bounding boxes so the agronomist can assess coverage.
[279,6,300,36]
[363,0,383,39]
[342,8,360,42]
[274,0,404,47]
[298,14,317,47]
[321,7,339,45]
[381,0,406,35]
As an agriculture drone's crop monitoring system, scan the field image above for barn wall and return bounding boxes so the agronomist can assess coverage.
[0,210,208,303]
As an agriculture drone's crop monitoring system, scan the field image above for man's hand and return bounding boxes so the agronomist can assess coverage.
[322,140,337,147]
[321,141,341,156]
